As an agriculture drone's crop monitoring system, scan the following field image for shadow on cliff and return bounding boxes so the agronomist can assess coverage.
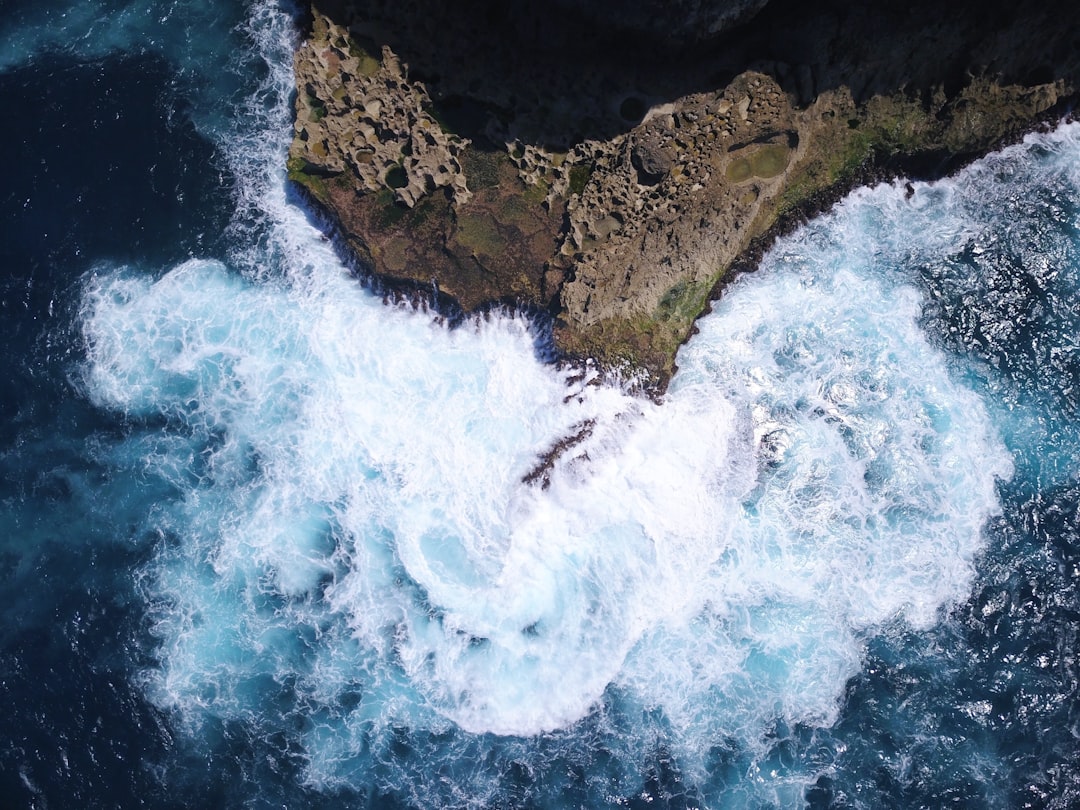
[308,0,1080,155]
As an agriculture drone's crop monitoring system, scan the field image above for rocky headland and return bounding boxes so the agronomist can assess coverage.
[288,0,1080,391]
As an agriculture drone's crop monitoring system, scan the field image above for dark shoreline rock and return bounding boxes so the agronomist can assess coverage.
[718,102,1080,303]
[288,0,1080,393]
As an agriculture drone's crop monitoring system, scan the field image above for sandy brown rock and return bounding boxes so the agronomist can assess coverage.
[289,0,1080,390]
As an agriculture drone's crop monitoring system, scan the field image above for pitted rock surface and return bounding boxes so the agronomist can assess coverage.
[292,15,469,209]
[289,0,1080,389]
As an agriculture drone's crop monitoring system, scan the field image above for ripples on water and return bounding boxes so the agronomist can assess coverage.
[2,1,1079,807]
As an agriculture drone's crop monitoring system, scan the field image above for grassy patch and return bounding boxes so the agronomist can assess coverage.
[454,212,506,256]
[864,98,932,154]
[408,193,442,227]
[497,193,538,228]
[774,129,873,217]
[765,95,951,236]
[286,155,331,201]
[461,147,510,190]
[373,188,409,228]
[568,162,593,196]
[522,178,549,205]
[828,131,875,182]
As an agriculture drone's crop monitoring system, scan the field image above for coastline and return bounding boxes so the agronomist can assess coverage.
[711,103,1080,329]
[287,0,1080,393]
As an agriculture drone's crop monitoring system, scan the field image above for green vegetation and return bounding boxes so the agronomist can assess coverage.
[461,147,509,190]
[408,193,441,227]
[774,98,942,221]
[373,188,409,228]
[865,98,930,154]
[454,212,506,257]
[834,130,876,178]
[286,155,330,202]
[774,128,872,219]
[568,162,592,197]
[522,178,549,205]
[498,190,541,227]
[307,93,327,122]
[561,274,719,389]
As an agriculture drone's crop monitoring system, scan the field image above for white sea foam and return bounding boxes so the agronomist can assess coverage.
[79,235,1011,792]
[75,0,1068,802]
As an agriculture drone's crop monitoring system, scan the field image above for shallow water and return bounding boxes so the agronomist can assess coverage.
[2,1,1079,807]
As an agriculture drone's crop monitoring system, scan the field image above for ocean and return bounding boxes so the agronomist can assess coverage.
[1,1,1078,807]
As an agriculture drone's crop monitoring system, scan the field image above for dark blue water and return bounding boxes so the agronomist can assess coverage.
[0,3,257,805]
[2,1,1079,807]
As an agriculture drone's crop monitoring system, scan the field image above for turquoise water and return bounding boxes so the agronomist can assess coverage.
[2,1,1079,807]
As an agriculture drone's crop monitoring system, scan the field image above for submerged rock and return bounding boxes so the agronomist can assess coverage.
[289,0,1080,390]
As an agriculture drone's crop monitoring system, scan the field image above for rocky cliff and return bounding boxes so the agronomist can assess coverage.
[288,0,1080,390]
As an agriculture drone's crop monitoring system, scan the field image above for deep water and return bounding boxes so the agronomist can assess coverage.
[1,1,1079,808]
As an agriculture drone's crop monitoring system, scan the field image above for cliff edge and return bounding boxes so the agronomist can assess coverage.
[288,0,1080,390]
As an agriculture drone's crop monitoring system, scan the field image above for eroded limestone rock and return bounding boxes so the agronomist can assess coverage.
[291,12,470,209]
[289,0,1080,390]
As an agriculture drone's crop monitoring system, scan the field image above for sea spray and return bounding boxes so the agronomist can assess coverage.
[78,215,1011,804]
[55,0,1080,804]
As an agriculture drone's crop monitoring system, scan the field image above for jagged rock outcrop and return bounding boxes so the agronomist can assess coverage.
[292,21,470,210]
[289,0,1080,390]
